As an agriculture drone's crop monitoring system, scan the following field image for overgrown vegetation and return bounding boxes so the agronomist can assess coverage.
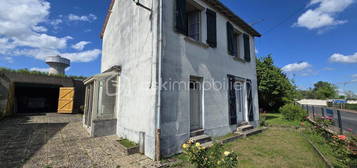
[280,103,307,121]
[256,55,298,112]
[117,139,137,148]
[303,117,357,167]
[0,67,86,79]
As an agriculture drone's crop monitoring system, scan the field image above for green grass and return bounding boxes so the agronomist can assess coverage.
[167,128,326,168]
[303,129,350,168]
[117,139,137,148]
[213,132,236,141]
[262,113,305,127]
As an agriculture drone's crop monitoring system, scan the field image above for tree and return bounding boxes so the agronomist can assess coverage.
[298,81,338,99]
[312,81,338,99]
[256,55,297,112]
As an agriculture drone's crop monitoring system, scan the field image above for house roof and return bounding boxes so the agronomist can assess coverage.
[100,0,116,39]
[201,0,261,37]
[100,0,261,39]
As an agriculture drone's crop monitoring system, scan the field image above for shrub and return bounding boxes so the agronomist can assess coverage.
[280,104,307,121]
[182,140,238,168]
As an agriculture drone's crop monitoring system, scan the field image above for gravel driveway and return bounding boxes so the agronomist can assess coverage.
[0,113,158,168]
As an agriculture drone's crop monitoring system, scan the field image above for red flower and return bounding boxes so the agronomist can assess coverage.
[337,135,347,141]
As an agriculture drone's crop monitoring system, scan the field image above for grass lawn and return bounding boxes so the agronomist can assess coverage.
[117,139,137,148]
[167,128,326,168]
[262,113,305,127]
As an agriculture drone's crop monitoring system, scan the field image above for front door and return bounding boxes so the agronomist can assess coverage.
[235,82,245,124]
[190,79,202,131]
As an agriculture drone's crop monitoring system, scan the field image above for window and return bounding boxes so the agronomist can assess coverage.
[187,11,200,41]
[235,82,243,115]
[175,0,202,41]
[231,30,243,59]
[227,22,251,62]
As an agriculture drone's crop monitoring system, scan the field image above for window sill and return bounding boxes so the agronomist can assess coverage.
[233,56,246,63]
[184,36,209,49]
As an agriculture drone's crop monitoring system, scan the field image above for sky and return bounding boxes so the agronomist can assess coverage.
[0,0,356,94]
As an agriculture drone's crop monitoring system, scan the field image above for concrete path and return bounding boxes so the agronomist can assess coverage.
[0,113,159,168]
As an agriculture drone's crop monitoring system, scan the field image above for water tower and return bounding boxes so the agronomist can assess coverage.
[45,55,70,75]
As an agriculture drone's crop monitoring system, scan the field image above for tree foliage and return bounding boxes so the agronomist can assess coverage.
[256,55,297,112]
[299,81,338,100]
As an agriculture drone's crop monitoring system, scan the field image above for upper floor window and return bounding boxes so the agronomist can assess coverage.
[227,22,251,62]
[187,7,201,41]
[176,0,203,41]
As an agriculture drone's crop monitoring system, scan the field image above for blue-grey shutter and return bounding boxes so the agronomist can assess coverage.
[226,22,234,55]
[243,34,251,62]
[246,80,254,121]
[206,9,217,48]
[176,0,187,35]
[228,75,237,125]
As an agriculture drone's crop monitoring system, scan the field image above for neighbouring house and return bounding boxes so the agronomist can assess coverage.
[83,0,261,159]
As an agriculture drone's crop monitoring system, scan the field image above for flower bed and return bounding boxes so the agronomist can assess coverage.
[181,139,238,168]
[306,116,357,167]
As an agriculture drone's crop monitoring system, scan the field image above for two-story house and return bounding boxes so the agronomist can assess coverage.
[83,0,261,160]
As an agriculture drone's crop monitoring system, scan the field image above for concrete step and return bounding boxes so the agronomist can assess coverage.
[201,141,213,148]
[237,124,254,132]
[190,134,212,144]
[243,128,264,137]
[190,129,204,137]
[238,121,249,126]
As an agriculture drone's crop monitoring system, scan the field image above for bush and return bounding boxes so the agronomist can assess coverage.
[280,104,307,121]
[182,140,238,168]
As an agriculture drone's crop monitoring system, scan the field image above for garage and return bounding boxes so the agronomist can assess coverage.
[14,83,61,113]
[0,70,85,118]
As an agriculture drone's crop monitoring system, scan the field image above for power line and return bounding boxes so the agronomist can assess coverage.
[262,3,308,35]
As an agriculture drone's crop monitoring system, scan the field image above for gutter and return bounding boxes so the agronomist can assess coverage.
[154,0,163,161]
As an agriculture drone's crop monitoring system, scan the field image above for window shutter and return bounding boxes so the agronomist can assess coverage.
[226,22,234,55]
[228,75,237,125]
[243,34,251,62]
[176,0,187,35]
[246,80,254,121]
[206,9,217,48]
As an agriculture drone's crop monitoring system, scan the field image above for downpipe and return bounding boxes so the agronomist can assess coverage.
[154,0,163,161]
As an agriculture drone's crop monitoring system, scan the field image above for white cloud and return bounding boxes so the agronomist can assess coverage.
[12,48,100,62]
[0,0,100,63]
[352,74,357,78]
[30,67,50,72]
[62,49,101,62]
[50,19,63,26]
[282,62,312,72]
[72,41,91,51]
[3,56,14,63]
[295,0,354,30]
[329,52,357,63]
[0,0,71,54]
[68,14,97,22]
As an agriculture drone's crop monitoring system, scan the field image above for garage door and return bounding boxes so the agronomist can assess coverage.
[57,87,75,113]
